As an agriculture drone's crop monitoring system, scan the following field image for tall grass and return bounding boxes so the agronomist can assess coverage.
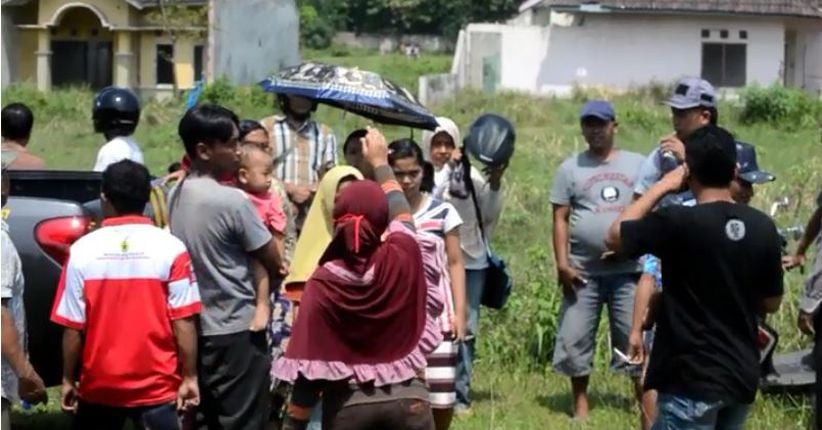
[2,72,821,429]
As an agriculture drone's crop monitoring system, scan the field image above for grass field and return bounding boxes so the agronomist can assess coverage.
[3,48,821,429]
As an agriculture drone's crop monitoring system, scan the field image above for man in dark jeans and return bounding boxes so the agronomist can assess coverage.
[52,160,200,429]
[170,105,287,429]
[606,125,784,430]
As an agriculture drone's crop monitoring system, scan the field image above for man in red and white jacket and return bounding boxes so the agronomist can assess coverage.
[51,160,200,430]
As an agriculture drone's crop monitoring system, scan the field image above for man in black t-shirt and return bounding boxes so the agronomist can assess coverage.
[605,125,784,429]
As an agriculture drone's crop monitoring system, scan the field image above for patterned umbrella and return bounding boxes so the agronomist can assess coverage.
[259,62,439,130]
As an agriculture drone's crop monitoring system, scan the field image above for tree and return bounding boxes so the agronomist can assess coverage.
[145,0,207,96]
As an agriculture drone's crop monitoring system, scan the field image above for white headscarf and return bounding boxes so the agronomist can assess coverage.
[421,117,461,163]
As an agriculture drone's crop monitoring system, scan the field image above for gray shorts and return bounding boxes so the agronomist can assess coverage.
[552,272,641,377]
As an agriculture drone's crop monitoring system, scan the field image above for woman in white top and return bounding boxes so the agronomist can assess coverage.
[421,117,507,414]
[388,138,465,430]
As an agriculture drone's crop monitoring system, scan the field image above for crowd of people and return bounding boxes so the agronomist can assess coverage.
[0,74,820,430]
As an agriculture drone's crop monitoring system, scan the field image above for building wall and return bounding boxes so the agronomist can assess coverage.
[137,33,202,91]
[37,0,129,27]
[209,0,299,85]
[538,13,784,94]
[465,12,789,95]
[17,31,39,83]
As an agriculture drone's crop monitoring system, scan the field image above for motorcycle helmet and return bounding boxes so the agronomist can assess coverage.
[463,113,515,167]
[92,86,140,135]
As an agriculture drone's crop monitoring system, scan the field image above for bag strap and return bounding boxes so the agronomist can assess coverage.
[463,153,491,257]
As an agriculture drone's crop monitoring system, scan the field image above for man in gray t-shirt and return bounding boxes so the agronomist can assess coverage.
[170,104,284,429]
[170,176,271,335]
[549,101,644,420]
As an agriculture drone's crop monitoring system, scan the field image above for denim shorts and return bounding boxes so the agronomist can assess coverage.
[652,393,750,430]
[552,272,641,377]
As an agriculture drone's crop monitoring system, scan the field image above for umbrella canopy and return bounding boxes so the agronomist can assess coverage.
[259,62,439,130]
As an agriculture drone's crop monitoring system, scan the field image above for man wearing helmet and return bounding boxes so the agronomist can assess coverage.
[260,94,338,231]
[92,87,144,172]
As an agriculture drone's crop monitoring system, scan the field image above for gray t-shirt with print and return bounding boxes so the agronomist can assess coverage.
[551,150,645,275]
[169,175,272,336]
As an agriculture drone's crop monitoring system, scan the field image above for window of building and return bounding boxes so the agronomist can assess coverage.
[701,43,746,87]
[194,45,204,82]
[156,44,174,85]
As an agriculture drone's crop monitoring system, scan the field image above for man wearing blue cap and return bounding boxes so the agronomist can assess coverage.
[550,100,645,420]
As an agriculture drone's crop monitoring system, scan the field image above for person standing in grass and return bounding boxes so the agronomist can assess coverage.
[389,138,466,430]
[784,188,822,430]
[169,104,287,429]
[1,103,45,170]
[607,125,784,430]
[2,151,48,430]
[52,160,200,429]
[634,77,718,204]
[550,100,645,421]
[628,141,776,430]
[261,94,338,232]
[92,87,144,172]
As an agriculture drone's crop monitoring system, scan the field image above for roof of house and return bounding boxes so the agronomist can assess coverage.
[0,0,207,7]
[520,0,822,18]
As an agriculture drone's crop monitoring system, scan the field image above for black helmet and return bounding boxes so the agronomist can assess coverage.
[464,113,515,167]
[92,86,140,134]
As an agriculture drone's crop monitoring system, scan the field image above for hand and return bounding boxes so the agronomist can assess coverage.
[18,366,47,405]
[361,126,389,168]
[483,164,507,191]
[782,254,806,271]
[660,134,686,162]
[177,376,200,412]
[558,265,586,300]
[798,311,815,336]
[161,169,187,185]
[628,330,646,364]
[658,165,688,193]
[279,262,290,277]
[451,147,463,162]
[452,314,467,342]
[288,185,314,205]
[249,303,271,332]
[60,380,78,413]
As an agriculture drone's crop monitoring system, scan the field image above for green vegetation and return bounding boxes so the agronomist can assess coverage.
[3,49,821,429]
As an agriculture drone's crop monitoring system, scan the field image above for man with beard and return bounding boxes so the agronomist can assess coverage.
[550,101,645,420]
[261,95,338,231]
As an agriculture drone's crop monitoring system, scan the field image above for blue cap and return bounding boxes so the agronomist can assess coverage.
[580,100,615,121]
[736,141,775,184]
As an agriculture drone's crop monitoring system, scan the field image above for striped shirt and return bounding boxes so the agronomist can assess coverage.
[413,195,462,333]
[51,216,201,407]
[261,115,338,187]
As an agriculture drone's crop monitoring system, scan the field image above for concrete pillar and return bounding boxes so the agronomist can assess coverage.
[34,29,51,91]
[114,31,134,87]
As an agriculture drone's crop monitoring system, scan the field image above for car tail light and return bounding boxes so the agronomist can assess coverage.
[35,216,92,265]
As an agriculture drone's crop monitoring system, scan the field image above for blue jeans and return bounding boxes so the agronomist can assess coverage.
[308,400,322,430]
[652,393,750,430]
[552,273,640,377]
[455,269,487,408]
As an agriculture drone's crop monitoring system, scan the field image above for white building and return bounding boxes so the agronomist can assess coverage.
[452,0,822,97]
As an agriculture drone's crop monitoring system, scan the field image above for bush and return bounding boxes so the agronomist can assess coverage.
[739,84,822,130]
[300,5,335,50]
